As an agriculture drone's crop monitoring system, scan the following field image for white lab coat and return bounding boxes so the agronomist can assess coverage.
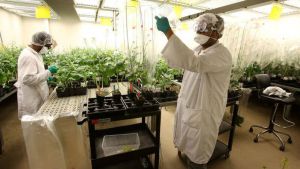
[15,47,51,119]
[162,35,232,164]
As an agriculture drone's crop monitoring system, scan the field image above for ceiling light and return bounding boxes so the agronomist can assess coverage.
[97,10,113,17]
[6,0,43,5]
[75,7,97,16]
[197,0,245,9]
[73,0,100,7]
[284,0,300,8]
[79,16,95,22]
[102,0,119,9]
[252,3,297,14]
[228,10,265,20]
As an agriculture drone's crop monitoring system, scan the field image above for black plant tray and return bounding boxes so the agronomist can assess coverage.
[56,87,87,98]
[121,96,160,113]
[155,96,178,103]
[87,97,127,119]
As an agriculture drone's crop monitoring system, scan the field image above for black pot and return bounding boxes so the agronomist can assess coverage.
[56,87,70,98]
[112,91,121,102]
[87,80,97,89]
[75,87,87,96]
[96,93,105,107]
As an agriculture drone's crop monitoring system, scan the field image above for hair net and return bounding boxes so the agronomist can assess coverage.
[194,13,224,35]
[31,31,52,46]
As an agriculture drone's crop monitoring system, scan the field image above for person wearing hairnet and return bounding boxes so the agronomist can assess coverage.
[155,13,232,169]
[14,31,58,119]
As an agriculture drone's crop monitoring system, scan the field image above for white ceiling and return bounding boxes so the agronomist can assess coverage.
[0,0,58,18]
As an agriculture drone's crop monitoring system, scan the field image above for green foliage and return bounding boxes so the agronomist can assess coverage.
[243,62,262,78]
[0,45,22,86]
[153,59,180,91]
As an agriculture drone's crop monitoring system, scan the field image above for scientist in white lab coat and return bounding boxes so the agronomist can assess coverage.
[15,32,58,119]
[155,13,232,169]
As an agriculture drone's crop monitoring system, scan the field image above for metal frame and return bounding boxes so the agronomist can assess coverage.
[180,0,279,21]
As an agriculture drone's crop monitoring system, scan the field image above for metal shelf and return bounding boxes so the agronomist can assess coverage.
[219,121,232,135]
[0,88,16,103]
[100,156,153,169]
[94,124,157,159]
[209,141,230,162]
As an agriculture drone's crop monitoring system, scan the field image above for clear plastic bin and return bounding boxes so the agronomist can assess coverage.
[102,133,140,156]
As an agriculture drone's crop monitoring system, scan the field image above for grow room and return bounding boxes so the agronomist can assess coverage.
[0,0,300,169]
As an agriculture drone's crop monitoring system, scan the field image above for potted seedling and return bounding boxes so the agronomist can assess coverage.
[96,87,109,107]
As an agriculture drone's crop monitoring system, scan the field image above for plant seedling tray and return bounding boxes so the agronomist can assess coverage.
[87,97,127,119]
[121,96,160,113]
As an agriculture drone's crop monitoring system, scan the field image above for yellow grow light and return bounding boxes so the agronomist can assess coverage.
[100,17,112,26]
[174,5,183,18]
[129,0,139,7]
[35,5,51,19]
[269,3,283,20]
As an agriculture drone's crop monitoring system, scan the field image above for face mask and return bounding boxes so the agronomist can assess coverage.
[39,46,49,55]
[194,34,210,45]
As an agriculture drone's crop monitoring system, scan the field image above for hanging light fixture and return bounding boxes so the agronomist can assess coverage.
[269,1,283,20]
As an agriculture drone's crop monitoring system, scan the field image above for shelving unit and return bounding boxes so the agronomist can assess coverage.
[81,96,162,169]
[0,88,16,103]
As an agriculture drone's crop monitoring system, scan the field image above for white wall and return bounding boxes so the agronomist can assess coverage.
[0,8,23,46]
[21,17,49,46]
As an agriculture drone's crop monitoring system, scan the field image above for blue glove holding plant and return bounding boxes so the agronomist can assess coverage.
[155,16,171,34]
[48,65,58,74]
[48,77,54,81]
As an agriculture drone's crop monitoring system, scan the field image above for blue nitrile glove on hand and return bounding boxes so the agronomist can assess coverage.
[48,77,54,81]
[155,16,171,34]
[48,65,58,74]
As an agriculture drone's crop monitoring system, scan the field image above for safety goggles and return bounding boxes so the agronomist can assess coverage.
[194,21,217,33]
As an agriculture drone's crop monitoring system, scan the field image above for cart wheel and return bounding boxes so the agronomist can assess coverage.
[287,138,292,144]
[254,137,258,143]
[249,127,253,133]
[280,145,285,151]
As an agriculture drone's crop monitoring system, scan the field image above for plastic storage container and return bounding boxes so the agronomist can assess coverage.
[102,133,140,156]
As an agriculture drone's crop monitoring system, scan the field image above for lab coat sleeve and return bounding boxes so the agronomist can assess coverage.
[162,35,227,73]
[21,55,51,86]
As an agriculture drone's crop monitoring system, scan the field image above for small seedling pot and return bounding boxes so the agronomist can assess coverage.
[112,91,122,103]
[96,92,105,107]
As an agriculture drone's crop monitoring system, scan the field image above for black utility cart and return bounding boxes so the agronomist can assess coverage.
[78,95,161,169]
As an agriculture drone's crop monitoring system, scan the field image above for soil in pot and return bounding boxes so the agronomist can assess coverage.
[96,89,109,107]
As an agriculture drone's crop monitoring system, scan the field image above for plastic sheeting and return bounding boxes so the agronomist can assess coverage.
[21,90,91,169]
[220,14,300,69]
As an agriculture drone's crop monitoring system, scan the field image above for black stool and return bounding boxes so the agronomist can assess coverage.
[249,74,295,151]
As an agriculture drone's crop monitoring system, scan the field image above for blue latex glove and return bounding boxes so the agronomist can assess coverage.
[48,77,54,81]
[48,65,58,74]
[155,16,171,33]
